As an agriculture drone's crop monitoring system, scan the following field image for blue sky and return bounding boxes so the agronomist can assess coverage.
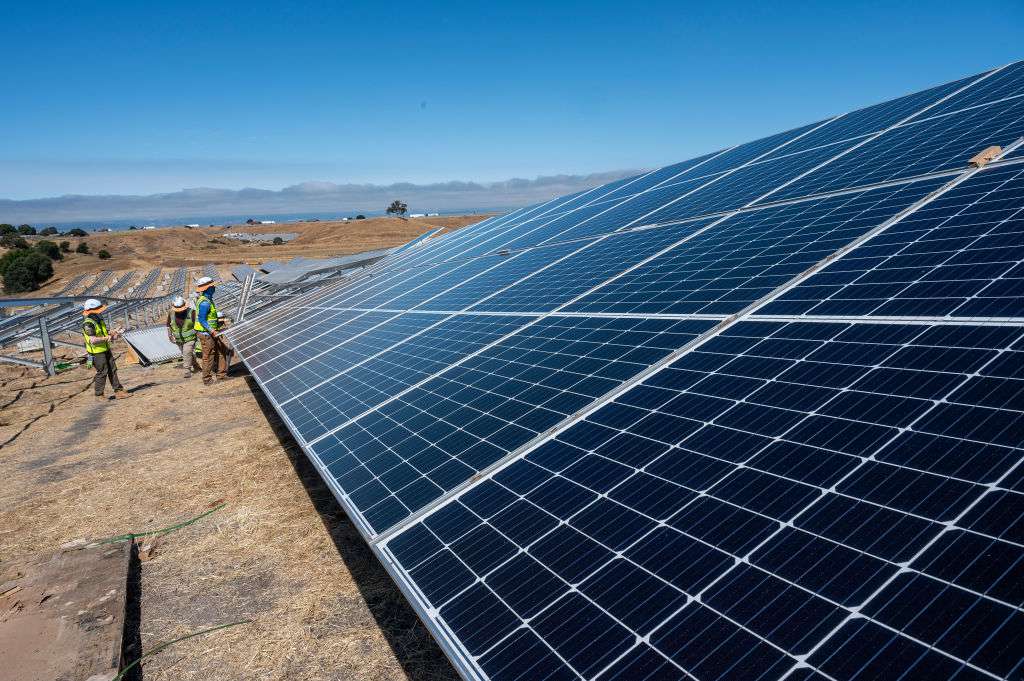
[2,0,1021,200]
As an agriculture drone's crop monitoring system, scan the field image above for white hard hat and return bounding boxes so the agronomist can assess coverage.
[195,276,215,290]
[172,295,188,311]
[82,298,104,312]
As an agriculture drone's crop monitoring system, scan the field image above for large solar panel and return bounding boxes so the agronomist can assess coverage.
[228,61,1024,680]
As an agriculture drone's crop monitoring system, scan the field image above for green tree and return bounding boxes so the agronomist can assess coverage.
[35,240,62,260]
[18,225,36,235]
[0,250,53,293]
[97,249,112,259]
[386,200,408,216]
[59,240,72,253]
[0,224,15,235]
[272,236,284,245]
[355,214,366,220]
[66,228,88,237]
[76,242,91,254]
[39,227,59,236]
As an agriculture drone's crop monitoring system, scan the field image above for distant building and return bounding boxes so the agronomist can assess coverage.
[143,226,157,230]
[408,213,426,218]
[259,220,277,225]
[185,223,200,228]
[427,212,440,216]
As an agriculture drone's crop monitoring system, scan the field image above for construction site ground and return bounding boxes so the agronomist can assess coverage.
[0,347,459,680]
[23,214,489,296]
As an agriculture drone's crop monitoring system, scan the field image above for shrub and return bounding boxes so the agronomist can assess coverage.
[0,250,53,293]
[76,242,91,254]
[0,224,15,235]
[0,234,29,249]
[355,214,366,220]
[59,241,72,253]
[18,225,36,235]
[35,240,62,260]
[97,249,111,259]
[66,228,88,237]
[39,227,59,236]
[272,236,284,245]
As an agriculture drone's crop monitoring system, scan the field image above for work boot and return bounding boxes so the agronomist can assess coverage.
[114,390,132,399]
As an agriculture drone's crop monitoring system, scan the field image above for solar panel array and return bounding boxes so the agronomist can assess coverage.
[228,62,1024,681]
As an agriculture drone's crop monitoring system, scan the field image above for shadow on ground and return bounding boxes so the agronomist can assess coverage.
[245,376,459,681]
[122,545,144,681]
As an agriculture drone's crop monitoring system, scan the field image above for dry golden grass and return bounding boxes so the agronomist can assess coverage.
[0,353,457,680]
[22,214,488,296]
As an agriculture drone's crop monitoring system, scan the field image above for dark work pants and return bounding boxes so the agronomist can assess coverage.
[92,350,123,396]
[198,333,228,383]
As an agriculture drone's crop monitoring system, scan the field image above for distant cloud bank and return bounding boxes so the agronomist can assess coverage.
[0,171,640,224]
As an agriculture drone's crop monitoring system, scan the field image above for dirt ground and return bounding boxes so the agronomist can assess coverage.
[20,214,488,296]
[0,349,459,681]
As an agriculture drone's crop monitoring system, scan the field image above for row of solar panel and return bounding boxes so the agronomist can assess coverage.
[234,160,1021,406]
[227,62,1024,681]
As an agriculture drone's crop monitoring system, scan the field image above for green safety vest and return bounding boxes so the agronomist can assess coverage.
[193,294,218,332]
[168,309,197,342]
[83,316,110,354]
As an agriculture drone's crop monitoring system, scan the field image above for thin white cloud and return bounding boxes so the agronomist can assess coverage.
[0,171,640,223]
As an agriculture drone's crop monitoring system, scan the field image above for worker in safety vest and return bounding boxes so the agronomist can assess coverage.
[81,298,131,400]
[193,276,229,384]
[166,295,199,378]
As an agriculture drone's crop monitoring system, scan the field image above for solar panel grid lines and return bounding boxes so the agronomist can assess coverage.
[274,313,542,442]
[309,315,717,535]
[564,176,948,317]
[435,154,733,264]
[446,138,825,261]
[770,93,1024,203]
[515,119,846,249]
[229,267,415,346]
[406,187,622,269]
[750,313,1024,327]
[243,239,607,389]
[226,64,1024,681]
[645,64,1006,225]
[391,208,539,270]
[383,239,614,313]
[256,218,726,410]
[240,109,1001,543]
[920,61,1024,120]
[284,207,747,457]
[379,319,1024,680]
[763,142,1024,320]
[757,69,995,160]
[366,168,1018,677]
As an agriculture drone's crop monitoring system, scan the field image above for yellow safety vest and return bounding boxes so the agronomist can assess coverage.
[193,294,218,332]
[83,316,110,354]
[168,309,197,342]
